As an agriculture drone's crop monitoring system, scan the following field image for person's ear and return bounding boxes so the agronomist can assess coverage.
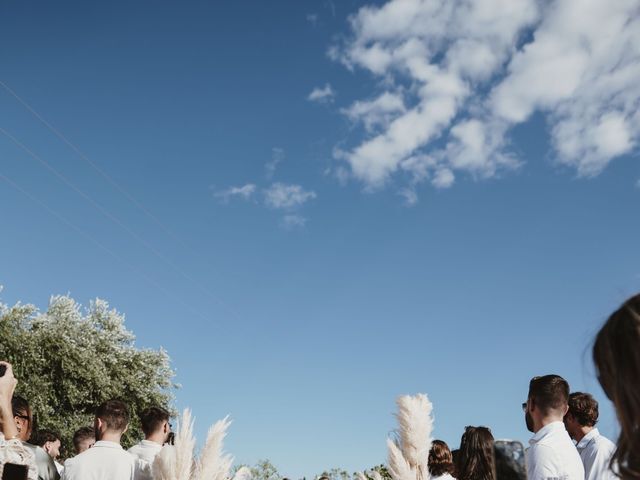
[163,421,169,434]
[563,405,569,416]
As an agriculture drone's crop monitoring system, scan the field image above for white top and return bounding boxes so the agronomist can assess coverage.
[576,428,617,480]
[62,440,135,480]
[431,475,456,480]
[526,421,585,480]
[128,440,163,480]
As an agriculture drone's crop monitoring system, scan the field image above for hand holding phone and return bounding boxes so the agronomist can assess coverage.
[2,463,29,480]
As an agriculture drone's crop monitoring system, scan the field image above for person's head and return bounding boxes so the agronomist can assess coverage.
[139,406,171,443]
[524,374,569,433]
[94,399,130,442]
[35,430,62,459]
[11,395,33,442]
[72,426,95,454]
[456,426,495,480]
[564,392,598,440]
[428,440,455,477]
[593,293,640,479]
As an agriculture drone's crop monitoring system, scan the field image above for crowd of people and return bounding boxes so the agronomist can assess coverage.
[0,293,639,480]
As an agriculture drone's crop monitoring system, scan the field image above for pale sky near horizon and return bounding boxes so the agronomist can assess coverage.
[1,0,639,478]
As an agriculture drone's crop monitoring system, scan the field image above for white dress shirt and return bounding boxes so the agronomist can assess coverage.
[128,440,163,480]
[576,428,617,480]
[62,440,135,480]
[526,421,584,480]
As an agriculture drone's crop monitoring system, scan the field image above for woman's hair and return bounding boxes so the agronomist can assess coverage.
[456,426,495,480]
[593,293,640,479]
[428,440,455,477]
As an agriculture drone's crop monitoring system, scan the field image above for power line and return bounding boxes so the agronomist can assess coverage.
[0,126,243,323]
[0,170,213,324]
[0,79,186,248]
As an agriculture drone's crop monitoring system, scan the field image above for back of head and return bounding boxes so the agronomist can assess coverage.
[593,293,640,479]
[428,440,455,477]
[34,429,60,447]
[72,426,96,454]
[567,392,598,427]
[528,375,569,416]
[139,406,170,437]
[456,426,496,480]
[95,399,130,433]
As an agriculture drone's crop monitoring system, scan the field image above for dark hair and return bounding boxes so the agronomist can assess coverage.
[72,426,95,452]
[593,293,640,479]
[35,429,61,447]
[95,399,130,432]
[528,375,569,414]
[139,406,170,436]
[568,392,599,427]
[11,395,31,418]
[456,426,496,480]
[429,440,455,476]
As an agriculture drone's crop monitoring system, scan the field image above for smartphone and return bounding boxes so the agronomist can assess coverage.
[495,440,527,480]
[2,463,29,480]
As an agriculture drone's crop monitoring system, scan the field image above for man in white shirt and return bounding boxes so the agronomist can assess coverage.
[62,400,135,480]
[564,392,617,480]
[128,406,171,480]
[34,430,64,475]
[524,374,584,480]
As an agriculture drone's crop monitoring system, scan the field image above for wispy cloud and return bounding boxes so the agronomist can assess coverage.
[307,13,319,27]
[265,147,285,179]
[308,84,336,104]
[281,214,307,229]
[330,0,640,201]
[214,184,256,202]
[264,183,317,210]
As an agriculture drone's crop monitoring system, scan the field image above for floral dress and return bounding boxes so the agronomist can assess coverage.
[0,433,38,480]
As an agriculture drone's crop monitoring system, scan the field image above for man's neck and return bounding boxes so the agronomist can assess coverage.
[97,431,122,444]
[145,433,165,445]
[534,415,563,433]
[573,425,594,443]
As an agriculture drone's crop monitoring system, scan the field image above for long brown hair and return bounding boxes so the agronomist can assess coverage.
[593,293,640,479]
[456,426,495,480]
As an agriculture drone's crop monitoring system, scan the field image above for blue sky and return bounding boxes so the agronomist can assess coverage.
[1,0,639,478]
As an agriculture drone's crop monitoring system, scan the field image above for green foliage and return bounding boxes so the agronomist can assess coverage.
[317,468,351,480]
[0,293,176,456]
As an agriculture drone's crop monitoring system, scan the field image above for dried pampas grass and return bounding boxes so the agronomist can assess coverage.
[194,416,233,480]
[387,394,434,480]
[232,466,253,480]
[153,408,196,480]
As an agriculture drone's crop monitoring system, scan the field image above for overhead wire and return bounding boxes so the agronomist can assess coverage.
[0,170,213,325]
[0,125,243,324]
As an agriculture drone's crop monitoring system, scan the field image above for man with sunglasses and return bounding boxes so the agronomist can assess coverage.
[11,396,60,480]
[523,375,584,480]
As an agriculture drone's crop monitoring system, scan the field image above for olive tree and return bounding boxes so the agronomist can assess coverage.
[0,292,175,455]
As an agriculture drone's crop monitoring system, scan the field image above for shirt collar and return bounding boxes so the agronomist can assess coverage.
[140,440,163,448]
[93,440,123,449]
[529,421,566,445]
[576,428,599,449]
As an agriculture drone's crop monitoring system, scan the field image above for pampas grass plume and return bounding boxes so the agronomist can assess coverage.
[194,416,233,480]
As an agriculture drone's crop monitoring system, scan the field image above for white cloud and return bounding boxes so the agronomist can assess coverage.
[215,184,256,202]
[308,84,336,103]
[330,0,639,194]
[398,187,418,206]
[264,183,317,210]
[265,147,285,179]
[281,214,308,229]
[342,91,406,132]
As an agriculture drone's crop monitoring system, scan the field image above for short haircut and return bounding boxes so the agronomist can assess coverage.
[528,375,569,414]
[11,395,31,417]
[568,392,599,427]
[139,406,170,436]
[429,439,455,476]
[95,399,130,432]
[35,429,61,447]
[72,426,95,452]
